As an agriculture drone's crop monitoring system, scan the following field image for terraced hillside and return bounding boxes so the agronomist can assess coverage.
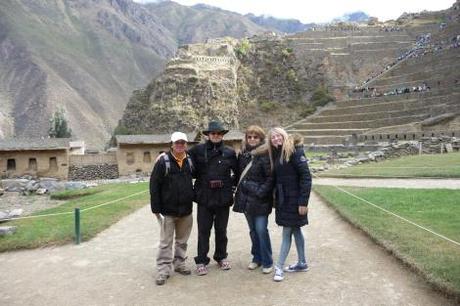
[286,23,460,149]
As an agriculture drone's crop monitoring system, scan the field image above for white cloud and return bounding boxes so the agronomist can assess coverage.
[133,0,455,23]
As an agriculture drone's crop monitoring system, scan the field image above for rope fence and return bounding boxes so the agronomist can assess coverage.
[312,172,460,247]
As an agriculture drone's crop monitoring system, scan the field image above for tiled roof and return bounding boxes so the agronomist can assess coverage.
[0,138,71,151]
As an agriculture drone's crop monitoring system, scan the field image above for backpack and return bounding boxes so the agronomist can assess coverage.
[163,154,194,176]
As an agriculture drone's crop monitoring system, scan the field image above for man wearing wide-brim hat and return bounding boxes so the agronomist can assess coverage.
[188,120,238,276]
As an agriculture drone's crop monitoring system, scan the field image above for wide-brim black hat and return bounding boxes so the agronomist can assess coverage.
[202,120,229,135]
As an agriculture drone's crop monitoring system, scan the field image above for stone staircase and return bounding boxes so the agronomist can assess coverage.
[285,44,460,149]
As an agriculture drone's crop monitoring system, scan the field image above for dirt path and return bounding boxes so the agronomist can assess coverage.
[314,177,460,189]
[0,193,454,305]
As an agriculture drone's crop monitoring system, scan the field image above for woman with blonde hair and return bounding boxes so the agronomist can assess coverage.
[267,127,312,282]
[234,125,274,274]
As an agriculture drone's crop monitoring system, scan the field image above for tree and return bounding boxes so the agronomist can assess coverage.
[48,108,72,138]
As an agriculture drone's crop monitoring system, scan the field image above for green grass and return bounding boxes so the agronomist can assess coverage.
[320,152,460,178]
[50,188,102,200]
[314,185,460,299]
[0,183,149,252]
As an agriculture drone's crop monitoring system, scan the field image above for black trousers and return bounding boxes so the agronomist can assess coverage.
[194,205,230,265]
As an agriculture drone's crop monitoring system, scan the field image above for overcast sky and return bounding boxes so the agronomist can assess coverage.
[133,0,455,23]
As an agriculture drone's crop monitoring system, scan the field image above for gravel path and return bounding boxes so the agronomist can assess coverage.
[0,193,453,305]
[314,177,460,189]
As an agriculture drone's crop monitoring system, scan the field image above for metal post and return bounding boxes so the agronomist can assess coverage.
[74,208,81,245]
[419,142,422,155]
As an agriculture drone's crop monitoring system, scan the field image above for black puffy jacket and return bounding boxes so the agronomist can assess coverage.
[150,151,194,217]
[234,145,274,215]
[274,144,312,227]
[189,140,238,208]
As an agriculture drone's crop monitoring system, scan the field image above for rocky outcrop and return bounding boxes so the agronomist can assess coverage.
[119,38,241,133]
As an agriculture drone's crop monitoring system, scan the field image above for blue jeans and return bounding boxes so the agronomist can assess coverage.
[277,226,306,268]
[245,214,273,268]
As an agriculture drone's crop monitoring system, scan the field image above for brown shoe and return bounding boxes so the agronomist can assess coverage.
[155,274,169,286]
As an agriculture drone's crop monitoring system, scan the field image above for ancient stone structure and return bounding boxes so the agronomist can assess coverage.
[0,138,70,180]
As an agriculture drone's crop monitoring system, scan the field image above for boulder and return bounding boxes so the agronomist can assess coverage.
[1,179,29,192]
[36,188,48,195]
[38,179,65,192]
[8,209,23,218]
[0,226,17,236]
[0,188,4,196]
[0,211,8,221]
[64,182,87,190]
[25,180,39,192]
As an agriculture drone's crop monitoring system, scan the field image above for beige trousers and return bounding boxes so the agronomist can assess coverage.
[156,214,193,276]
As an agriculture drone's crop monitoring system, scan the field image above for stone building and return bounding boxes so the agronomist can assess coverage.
[115,131,244,177]
[115,134,198,176]
[0,138,70,179]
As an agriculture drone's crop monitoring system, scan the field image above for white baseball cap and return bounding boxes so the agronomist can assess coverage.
[171,132,188,142]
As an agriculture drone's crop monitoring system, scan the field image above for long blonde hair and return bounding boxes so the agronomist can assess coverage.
[267,127,294,170]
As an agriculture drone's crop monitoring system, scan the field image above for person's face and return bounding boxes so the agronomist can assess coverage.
[208,131,224,143]
[246,133,261,147]
[172,140,187,153]
[270,132,284,147]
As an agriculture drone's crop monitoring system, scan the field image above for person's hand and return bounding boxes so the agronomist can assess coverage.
[298,206,308,215]
[154,213,164,225]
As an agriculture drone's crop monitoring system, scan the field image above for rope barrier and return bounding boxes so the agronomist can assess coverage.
[312,173,460,247]
[1,190,148,222]
[314,173,459,179]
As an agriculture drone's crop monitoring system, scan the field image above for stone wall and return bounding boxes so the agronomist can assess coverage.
[68,164,119,181]
[68,153,119,180]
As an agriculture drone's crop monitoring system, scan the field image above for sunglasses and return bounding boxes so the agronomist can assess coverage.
[209,132,224,136]
[247,135,260,140]
[174,141,187,145]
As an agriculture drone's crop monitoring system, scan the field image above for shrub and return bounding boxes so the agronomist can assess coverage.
[310,86,335,107]
[48,108,72,138]
[259,100,277,112]
[235,38,251,59]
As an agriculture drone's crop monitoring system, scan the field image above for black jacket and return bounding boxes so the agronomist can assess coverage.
[234,145,274,215]
[189,140,238,208]
[150,151,194,216]
[274,144,312,227]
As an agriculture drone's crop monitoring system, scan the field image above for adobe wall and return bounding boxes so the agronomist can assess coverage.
[0,149,69,179]
[116,144,168,177]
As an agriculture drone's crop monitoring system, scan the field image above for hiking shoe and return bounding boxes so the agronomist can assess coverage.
[248,262,261,270]
[196,264,208,276]
[174,265,192,275]
[285,262,309,272]
[262,266,273,274]
[217,259,231,270]
[155,274,169,286]
[273,266,284,282]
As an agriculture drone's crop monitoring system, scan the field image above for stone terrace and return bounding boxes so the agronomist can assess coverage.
[286,41,460,148]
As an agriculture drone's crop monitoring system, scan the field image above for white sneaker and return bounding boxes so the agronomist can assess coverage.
[262,266,273,274]
[248,262,261,270]
[273,266,284,282]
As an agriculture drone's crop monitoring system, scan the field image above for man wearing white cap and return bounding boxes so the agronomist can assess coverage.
[150,132,195,285]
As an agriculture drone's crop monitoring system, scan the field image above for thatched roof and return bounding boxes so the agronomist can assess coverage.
[0,138,70,151]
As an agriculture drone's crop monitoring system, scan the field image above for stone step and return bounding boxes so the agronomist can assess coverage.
[324,92,460,115]
[307,103,459,123]
[294,114,429,130]
[337,89,459,107]
[302,135,348,145]
[285,129,368,136]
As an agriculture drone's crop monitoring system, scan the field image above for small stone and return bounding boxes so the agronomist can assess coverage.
[36,188,48,195]
[0,188,4,196]
[0,226,17,236]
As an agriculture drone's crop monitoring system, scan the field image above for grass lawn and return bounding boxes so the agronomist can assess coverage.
[0,183,149,252]
[320,152,460,178]
[314,185,460,299]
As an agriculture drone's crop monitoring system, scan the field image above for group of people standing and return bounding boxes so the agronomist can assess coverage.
[149,121,312,286]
